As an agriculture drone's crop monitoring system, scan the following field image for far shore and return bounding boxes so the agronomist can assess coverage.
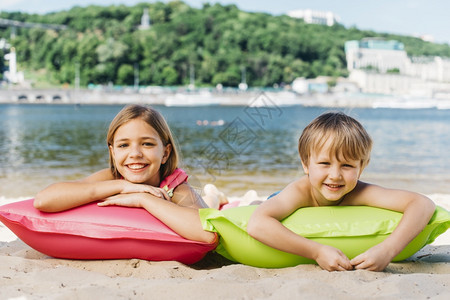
[2,87,449,109]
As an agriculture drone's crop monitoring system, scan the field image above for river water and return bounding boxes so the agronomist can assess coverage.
[1,103,449,200]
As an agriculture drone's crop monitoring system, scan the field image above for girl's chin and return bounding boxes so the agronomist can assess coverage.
[128,179,145,184]
[122,175,147,184]
[123,175,156,185]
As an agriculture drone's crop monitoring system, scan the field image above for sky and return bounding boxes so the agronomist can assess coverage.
[0,0,449,45]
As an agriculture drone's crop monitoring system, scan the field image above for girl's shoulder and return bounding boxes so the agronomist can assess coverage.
[160,168,189,197]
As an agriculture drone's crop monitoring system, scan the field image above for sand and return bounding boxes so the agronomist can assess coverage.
[1,193,449,300]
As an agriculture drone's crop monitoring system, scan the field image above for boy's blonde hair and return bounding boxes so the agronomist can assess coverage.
[106,104,179,181]
[298,112,372,169]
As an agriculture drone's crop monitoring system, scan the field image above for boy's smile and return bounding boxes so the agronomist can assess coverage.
[324,183,345,191]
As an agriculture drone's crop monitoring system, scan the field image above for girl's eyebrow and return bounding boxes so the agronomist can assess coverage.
[115,136,158,142]
[140,136,159,142]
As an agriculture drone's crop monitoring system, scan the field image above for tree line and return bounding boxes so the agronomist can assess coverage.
[1,1,449,88]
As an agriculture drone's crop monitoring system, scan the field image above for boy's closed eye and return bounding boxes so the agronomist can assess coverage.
[342,163,355,168]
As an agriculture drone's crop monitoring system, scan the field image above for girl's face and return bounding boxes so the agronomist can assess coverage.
[302,140,362,206]
[110,118,171,186]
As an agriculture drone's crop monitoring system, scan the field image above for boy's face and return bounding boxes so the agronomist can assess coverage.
[302,140,363,205]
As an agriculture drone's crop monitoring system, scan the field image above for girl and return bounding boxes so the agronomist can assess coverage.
[34,104,218,243]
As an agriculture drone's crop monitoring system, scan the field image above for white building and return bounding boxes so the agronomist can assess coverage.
[0,38,10,49]
[292,76,330,94]
[407,56,450,82]
[287,9,340,26]
[345,38,450,82]
[139,8,151,30]
[4,47,24,84]
[345,38,408,73]
[345,38,450,96]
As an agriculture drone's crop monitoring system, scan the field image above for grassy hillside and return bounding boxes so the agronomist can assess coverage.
[1,1,449,88]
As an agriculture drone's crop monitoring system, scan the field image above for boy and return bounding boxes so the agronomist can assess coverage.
[247,112,435,271]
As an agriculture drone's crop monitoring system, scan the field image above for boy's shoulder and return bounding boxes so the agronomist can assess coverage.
[341,181,385,205]
[287,175,310,192]
[279,176,314,205]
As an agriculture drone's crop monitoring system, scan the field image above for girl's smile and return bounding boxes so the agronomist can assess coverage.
[126,163,149,171]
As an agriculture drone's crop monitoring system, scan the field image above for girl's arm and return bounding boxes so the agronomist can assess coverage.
[345,182,436,271]
[170,182,209,209]
[34,169,121,212]
[247,180,353,271]
[34,169,170,212]
[34,169,169,212]
[98,192,216,243]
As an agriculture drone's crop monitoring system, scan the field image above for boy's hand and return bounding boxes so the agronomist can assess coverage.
[315,244,353,271]
[350,243,393,271]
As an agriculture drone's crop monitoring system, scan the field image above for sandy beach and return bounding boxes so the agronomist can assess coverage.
[1,193,449,300]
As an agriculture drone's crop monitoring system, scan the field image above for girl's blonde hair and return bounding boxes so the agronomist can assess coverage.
[298,112,372,170]
[106,104,179,181]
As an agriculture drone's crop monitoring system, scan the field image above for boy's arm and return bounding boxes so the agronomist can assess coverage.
[247,180,353,271]
[346,182,436,271]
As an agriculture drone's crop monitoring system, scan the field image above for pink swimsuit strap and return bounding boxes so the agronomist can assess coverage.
[159,168,188,197]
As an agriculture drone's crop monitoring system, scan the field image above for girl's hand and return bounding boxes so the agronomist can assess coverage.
[98,193,147,208]
[121,181,170,200]
[350,243,393,271]
[315,244,353,271]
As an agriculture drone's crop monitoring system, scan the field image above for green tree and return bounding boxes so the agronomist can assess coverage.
[2,1,449,88]
[161,65,178,85]
[117,64,134,85]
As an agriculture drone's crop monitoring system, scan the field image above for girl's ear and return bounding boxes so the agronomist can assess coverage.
[109,144,114,156]
[109,144,116,162]
[162,144,172,164]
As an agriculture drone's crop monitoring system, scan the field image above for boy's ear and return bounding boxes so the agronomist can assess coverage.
[301,160,309,175]
[356,159,368,178]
